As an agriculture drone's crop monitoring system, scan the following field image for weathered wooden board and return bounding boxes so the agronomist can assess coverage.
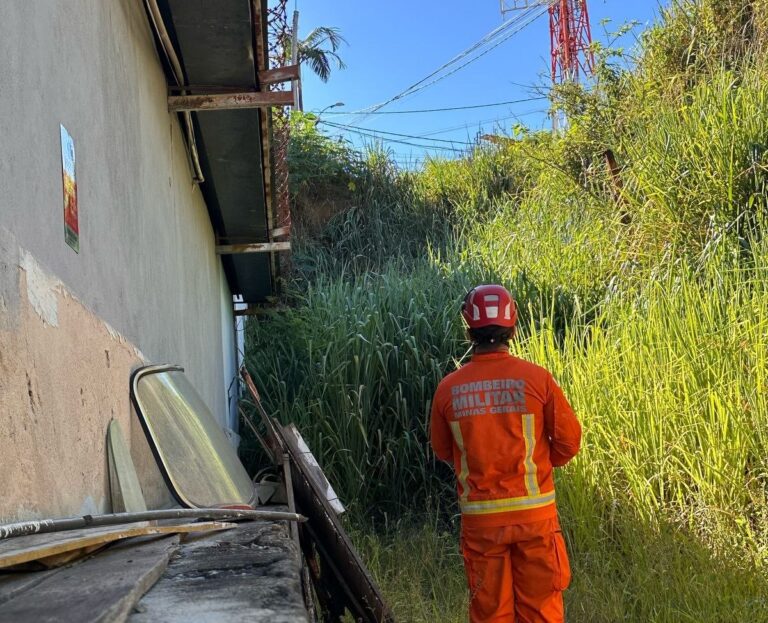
[240,367,393,622]
[0,535,179,623]
[280,427,395,622]
[129,521,307,623]
[283,425,345,515]
[0,522,235,569]
[107,419,147,513]
[0,568,60,606]
[33,543,106,569]
[258,64,300,86]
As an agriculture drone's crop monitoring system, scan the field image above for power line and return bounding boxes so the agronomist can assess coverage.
[385,5,550,107]
[357,8,536,113]
[322,120,473,146]
[320,121,470,151]
[313,96,548,116]
[320,107,552,153]
[417,109,549,137]
[353,3,552,119]
[320,121,469,153]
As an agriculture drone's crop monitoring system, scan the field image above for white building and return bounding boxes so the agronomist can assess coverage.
[0,0,291,519]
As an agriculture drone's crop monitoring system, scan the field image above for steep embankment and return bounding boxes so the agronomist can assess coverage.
[244,2,768,621]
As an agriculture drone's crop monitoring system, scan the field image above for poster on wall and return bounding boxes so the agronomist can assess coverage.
[60,124,79,253]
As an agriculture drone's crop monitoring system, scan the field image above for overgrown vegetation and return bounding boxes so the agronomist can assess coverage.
[243,1,768,620]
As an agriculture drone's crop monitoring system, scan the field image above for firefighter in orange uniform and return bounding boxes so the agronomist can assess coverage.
[430,285,581,623]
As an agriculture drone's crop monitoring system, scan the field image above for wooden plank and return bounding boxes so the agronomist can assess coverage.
[0,522,235,570]
[216,242,291,254]
[0,568,60,606]
[284,425,345,515]
[258,64,300,86]
[282,453,301,551]
[34,543,106,570]
[168,90,294,112]
[107,419,147,513]
[278,426,394,622]
[233,306,263,317]
[129,522,307,623]
[0,535,180,623]
[240,368,287,464]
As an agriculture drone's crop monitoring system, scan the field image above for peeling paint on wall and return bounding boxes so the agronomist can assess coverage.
[15,247,149,363]
[19,250,61,327]
[102,319,148,363]
[0,248,169,520]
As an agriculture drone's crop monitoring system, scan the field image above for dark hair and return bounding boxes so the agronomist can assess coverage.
[468,325,514,346]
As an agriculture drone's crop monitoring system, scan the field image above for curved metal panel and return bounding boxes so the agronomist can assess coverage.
[130,365,255,508]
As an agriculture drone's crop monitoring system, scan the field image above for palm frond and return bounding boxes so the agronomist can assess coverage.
[300,47,333,82]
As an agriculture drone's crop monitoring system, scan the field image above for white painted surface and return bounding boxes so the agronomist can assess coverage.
[19,250,61,327]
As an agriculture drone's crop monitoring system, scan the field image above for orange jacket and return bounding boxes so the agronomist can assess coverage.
[430,351,581,527]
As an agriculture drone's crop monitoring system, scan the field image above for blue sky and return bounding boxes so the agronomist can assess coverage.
[296,1,664,165]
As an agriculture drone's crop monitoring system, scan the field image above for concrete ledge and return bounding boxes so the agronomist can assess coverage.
[129,521,308,623]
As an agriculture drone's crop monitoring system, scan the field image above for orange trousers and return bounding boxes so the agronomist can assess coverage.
[461,517,571,623]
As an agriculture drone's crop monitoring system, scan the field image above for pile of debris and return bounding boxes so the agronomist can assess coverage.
[0,365,393,622]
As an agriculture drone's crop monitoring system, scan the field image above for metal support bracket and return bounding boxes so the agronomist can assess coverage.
[259,64,300,86]
[169,90,294,112]
[216,242,291,254]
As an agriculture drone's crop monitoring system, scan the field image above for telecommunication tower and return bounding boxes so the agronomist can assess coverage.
[501,0,595,85]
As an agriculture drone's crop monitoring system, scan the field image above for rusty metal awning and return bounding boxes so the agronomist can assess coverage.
[148,0,290,303]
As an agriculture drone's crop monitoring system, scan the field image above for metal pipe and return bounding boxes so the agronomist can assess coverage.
[0,508,305,540]
[143,0,205,183]
[291,10,302,112]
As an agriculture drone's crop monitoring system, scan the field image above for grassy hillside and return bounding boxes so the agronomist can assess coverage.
[243,1,768,620]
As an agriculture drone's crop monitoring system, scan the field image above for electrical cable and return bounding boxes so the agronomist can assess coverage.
[320,121,468,153]
[322,120,473,146]
[320,106,551,154]
[313,96,548,116]
[384,5,550,106]
[357,9,536,112]
[417,109,550,138]
[322,129,466,153]
[352,2,553,121]
[372,6,544,111]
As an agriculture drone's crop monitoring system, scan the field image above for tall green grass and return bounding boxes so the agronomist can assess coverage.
[246,234,768,620]
[247,234,768,543]
[243,3,768,619]
[353,511,768,623]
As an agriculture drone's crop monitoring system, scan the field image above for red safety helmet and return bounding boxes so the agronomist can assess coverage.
[461,285,517,329]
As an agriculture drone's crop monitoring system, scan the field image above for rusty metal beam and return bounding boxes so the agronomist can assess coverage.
[169,91,294,112]
[216,242,291,254]
[258,64,300,86]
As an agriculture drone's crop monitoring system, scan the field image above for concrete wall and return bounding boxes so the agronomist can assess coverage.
[0,1,236,520]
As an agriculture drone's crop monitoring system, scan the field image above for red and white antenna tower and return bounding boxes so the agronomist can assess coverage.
[501,1,595,128]
[501,0,595,84]
[548,0,595,84]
